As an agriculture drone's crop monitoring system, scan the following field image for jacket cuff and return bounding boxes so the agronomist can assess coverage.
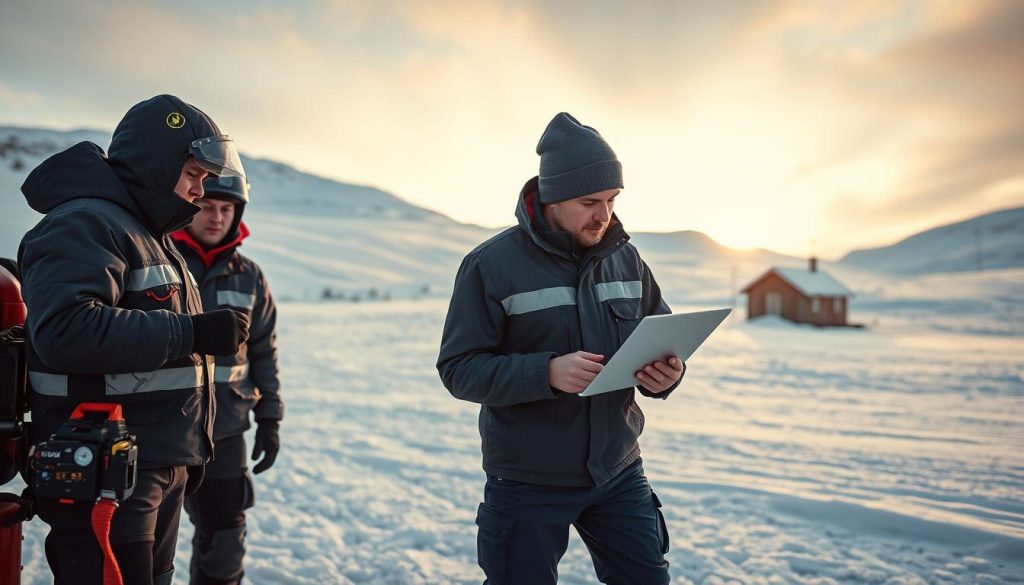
[637,361,685,400]
[254,398,285,421]
[173,313,195,360]
[525,352,560,401]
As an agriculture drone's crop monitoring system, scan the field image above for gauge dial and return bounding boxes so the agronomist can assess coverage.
[74,446,94,467]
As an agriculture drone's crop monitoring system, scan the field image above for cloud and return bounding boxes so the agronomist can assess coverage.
[2,0,1022,256]
[824,123,1024,227]
[804,0,1024,241]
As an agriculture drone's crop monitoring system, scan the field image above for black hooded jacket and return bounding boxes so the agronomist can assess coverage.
[173,225,283,441]
[18,95,223,468]
[437,178,681,487]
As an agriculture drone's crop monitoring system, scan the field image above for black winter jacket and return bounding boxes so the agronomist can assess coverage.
[437,178,680,487]
[173,226,282,441]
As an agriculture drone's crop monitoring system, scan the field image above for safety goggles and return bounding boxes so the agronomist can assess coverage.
[189,135,246,178]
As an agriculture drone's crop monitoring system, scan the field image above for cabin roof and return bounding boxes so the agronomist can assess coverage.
[743,267,854,297]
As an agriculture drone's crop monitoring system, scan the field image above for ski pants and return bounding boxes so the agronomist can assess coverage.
[36,464,188,585]
[475,457,671,585]
[185,433,255,585]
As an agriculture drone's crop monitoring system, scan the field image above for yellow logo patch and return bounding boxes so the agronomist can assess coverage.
[166,112,186,129]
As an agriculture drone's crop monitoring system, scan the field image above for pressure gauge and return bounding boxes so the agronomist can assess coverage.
[74,446,94,467]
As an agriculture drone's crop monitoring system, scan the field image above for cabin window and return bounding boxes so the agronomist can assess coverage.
[833,297,843,313]
[766,292,782,315]
[811,298,821,313]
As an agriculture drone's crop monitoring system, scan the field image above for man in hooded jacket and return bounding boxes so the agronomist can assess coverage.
[437,113,684,584]
[18,94,251,585]
[172,175,282,585]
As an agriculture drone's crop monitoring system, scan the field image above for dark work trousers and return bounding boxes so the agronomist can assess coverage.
[185,433,255,585]
[36,465,188,585]
[476,458,670,585]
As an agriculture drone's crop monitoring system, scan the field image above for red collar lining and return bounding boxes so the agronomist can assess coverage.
[524,189,537,222]
[171,222,249,269]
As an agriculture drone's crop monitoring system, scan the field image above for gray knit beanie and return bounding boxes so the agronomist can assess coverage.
[536,112,623,204]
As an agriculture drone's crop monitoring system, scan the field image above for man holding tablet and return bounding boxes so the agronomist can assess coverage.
[437,112,684,584]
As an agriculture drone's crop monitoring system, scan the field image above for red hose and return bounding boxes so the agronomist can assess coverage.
[91,498,124,585]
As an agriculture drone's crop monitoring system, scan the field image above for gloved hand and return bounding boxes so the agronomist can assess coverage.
[251,419,280,475]
[191,309,250,356]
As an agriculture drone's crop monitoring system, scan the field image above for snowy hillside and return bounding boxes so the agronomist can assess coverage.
[243,156,446,221]
[1,125,810,302]
[630,231,812,306]
[4,125,1022,305]
[839,206,1024,275]
[0,126,493,300]
[0,127,111,257]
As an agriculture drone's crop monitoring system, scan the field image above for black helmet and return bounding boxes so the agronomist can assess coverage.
[202,175,250,204]
[200,175,250,244]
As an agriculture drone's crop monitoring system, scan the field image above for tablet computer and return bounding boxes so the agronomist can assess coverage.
[580,307,731,396]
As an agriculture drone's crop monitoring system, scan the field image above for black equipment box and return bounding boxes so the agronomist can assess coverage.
[33,403,137,502]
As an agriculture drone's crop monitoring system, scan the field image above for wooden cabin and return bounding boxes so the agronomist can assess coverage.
[741,258,854,326]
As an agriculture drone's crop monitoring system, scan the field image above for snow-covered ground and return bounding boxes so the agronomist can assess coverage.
[14,269,1021,584]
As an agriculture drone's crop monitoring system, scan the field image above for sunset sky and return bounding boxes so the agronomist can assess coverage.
[2,0,1021,257]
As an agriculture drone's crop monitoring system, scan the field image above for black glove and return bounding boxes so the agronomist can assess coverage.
[191,309,250,356]
[251,419,280,475]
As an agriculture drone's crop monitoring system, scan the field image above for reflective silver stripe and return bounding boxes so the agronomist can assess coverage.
[217,290,256,310]
[501,287,576,316]
[214,363,249,384]
[29,371,68,397]
[104,366,203,395]
[125,265,180,291]
[186,269,198,287]
[596,281,642,303]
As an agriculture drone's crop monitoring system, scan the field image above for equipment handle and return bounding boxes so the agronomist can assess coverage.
[70,403,124,422]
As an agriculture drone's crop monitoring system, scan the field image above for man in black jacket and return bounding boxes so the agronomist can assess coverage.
[438,112,684,584]
[19,95,250,585]
[173,175,282,585]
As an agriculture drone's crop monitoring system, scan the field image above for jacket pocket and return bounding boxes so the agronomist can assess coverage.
[651,490,670,554]
[608,298,643,347]
[122,284,183,312]
[563,320,572,355]
[228,381,260,401]
[241,469,256,510]
[214,380,259,439]
[481,408,521,465]
[121,389,200,425]
[559,305,579,354]
[475,502,516,584]
[626,398,646,438]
